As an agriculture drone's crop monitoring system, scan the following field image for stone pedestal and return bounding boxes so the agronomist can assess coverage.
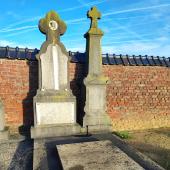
[31,11,80,139]
[83,77,112,132]
[31,90,80,139]
[33,90,76,126]
[0,99,9,141]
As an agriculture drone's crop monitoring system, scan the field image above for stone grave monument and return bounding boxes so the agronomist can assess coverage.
[83,7,112,132]
[0,98,9,141]
[31,10,80,139]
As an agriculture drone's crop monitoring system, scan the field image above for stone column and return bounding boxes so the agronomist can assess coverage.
[83,7,112,132]
[31,11,80,139]
[0,98,9,141]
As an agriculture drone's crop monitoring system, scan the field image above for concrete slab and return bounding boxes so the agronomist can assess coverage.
[57,140,144,170]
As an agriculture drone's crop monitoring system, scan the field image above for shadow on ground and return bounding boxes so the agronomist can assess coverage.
[7,139,33,170]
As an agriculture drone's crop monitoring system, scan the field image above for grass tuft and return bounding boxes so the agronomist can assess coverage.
[114,131,131,139]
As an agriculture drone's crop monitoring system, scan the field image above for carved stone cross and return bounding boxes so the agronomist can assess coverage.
[88,6,101,29]
[39,10,66,44]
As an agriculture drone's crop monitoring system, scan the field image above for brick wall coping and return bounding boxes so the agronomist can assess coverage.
[0,46,170,67]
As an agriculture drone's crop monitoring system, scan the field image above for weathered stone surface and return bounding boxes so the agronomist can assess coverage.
[39,10,66,44]
[57,140,144,170]
[35,102,76,125]
[0,98,5,131]
[85,6,103,35]
[31,123,81,139]
[0,98,9,141]
[37,44,69,91]
[33,139,48,170]
[0,130,9,141]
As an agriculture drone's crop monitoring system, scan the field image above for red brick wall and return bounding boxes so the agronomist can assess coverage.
[103,65,170,130]
[0,59,170,133]
[0,60,38,133]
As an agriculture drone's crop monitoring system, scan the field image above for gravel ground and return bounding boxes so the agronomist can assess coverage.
[124,128,170,170]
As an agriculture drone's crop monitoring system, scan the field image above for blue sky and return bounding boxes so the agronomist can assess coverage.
[0,0,170,56]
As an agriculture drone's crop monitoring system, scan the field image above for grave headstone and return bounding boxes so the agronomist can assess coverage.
[31,10,81,139]
[0,98,9,141]
[83,7,112,132]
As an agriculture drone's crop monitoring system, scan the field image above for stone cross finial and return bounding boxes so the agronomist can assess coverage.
[39,10,66,44]
[88,6,101,29]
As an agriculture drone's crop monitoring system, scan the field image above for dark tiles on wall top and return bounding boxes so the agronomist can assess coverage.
[102,54,109,65]
[0,46,169,67]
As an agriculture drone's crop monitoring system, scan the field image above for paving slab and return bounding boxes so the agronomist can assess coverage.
[57,140,144,170]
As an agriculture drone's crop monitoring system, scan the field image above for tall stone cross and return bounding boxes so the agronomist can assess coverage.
[83,7,112,133]
[88,6,101,29]
[84,6,104,77]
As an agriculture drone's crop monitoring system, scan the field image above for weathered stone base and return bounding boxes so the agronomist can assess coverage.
[83,113,112,133]
[83,124,112,134]
[0,129,9,141]
[83,79,112,133]
[84,113,112,125]
[34,90,77,126]
[31,123,81,139]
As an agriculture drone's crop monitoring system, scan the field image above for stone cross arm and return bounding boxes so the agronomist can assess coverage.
[88,6,101,28]
[39,10,67,44]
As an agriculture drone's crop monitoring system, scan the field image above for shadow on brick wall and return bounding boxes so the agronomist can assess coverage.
[19,60,38,138]
[70,62,87,126]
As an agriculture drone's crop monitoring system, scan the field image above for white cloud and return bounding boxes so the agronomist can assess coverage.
[6,11,20,20]
[0,25,37,33]
[0,40,14,47]
[5,28,37,37]
[2,16,41,30]
[103,3,170,17]
[0,39,34,49]
[102,42,170,57]
[58,0,108,12]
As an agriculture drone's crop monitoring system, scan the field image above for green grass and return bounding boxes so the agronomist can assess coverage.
[114,131,131,139]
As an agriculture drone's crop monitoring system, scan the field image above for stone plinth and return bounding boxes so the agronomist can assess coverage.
[31,123,81,139]
[33,90,76,126]
[0,99,9,141]
[31,91,80,138]
[0,102,5,132]
[57,140,144,170]
[83,78,112,132]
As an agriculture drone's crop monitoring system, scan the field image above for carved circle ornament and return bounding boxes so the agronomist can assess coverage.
[49,20,58,30]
